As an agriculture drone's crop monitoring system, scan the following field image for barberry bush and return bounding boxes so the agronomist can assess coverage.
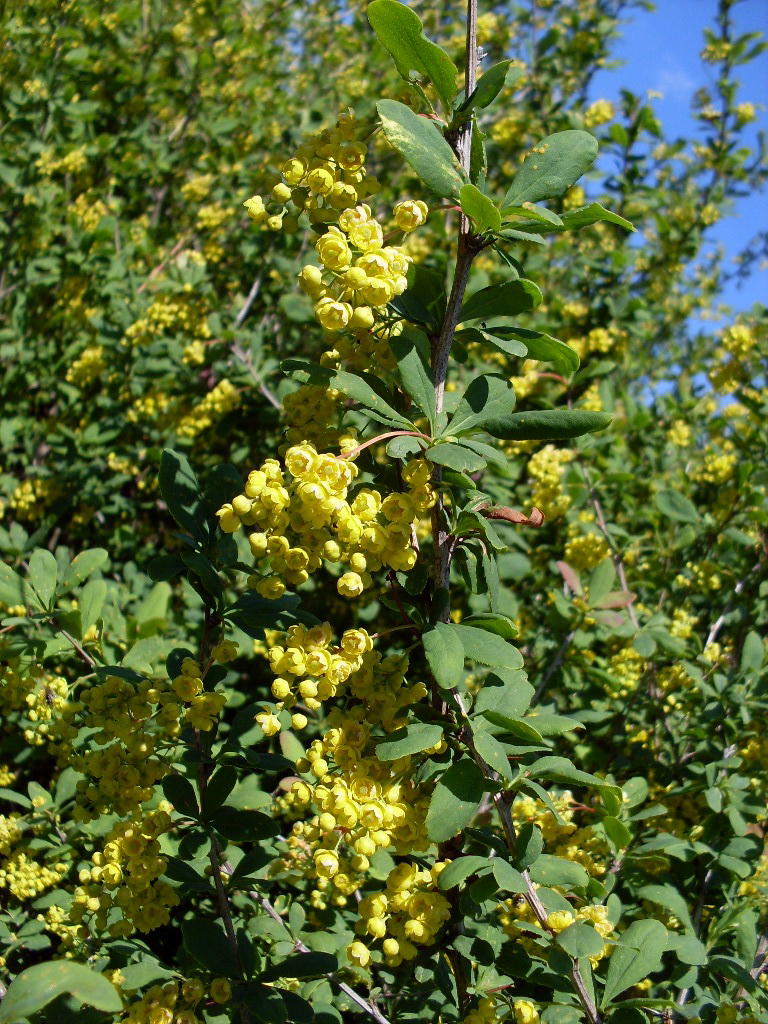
[1,1,767,1024]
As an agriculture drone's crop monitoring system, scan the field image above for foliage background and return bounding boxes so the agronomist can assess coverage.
[0,0,766,1023]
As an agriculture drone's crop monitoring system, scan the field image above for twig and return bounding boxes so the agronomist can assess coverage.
[257,896,392,1024]
[706,558,764,646]
[579,459,639,628]
[456,694,604,1024]
[230,341,281,409]
[137,237,188,294]
[235,271,263,328]
[58,628,97,668]
[532,628,576,705]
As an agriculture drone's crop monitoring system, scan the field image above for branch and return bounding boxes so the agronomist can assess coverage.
[257,896,392,1024]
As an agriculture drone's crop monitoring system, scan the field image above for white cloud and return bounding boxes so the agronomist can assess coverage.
[653,66,697,102]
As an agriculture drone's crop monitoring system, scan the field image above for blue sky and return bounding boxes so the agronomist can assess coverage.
[588,0,767,316]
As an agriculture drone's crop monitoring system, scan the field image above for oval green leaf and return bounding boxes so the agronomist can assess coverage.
[502,130,598,207]
[425,757,486,843]
[0,961,122,1023]
[378,99,467,199]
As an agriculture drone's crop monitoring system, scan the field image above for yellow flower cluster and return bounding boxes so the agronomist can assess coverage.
[298,202,420,372]
[0,660,69,745]
[182,340,207,365]
[293,739,433,861]
[121,977,232,1024]
[501,895,614,965]
[36,904,81,952]
[72,807,178,937]
[244,112,378,232]
[527,445,575,520]
[463,996,504,1024]
[605,644,645,698]
[0,846,68,901]
[181,173,215,203]
[584,99,615,127]
[257,621,373,733]
[345,648,426,731]
[691,448,737,486]
[65,344,106,387]
[512,792,609,877]
[281,384,349,451]
[125,292,211,348]
[175,378,240,439]
[35,144,88,177]
[70,192,110,232]
[666,420,692,447]
[217,443,430,599]
[564,529,610,571]
[9,476,61,521]
[348,862,451,968]
[66,664,226,821]
[271,821,367,911]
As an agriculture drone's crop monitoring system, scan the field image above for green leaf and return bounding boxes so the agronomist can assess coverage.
[283,359,412,429]
[182,918,239,976]
[240,984,289,1022]
[458,327,528,359]
[209,807,281,841]
[446,374,516,438]
[557,922,606,958]
[456,624,523,669]
[376,723,444,760]
[162,774,199,818]
[560,202,634,233]
[259,950,338,982]
[462,613,518,639]
[158,449,206,542]
[60,548,108,590]
[426,442,486,473]
[495,327,579,372]
[460,184,501,234]
[589,559,616,604]
[202,766,238,816]
[741,631,765,672]
[367,0,458,113]
[426,757,486,843]
[602,920,668,1007]
[79,578,106,633]
[635,885,693,932]
[0,961,122,1023]
[492,858,527,893]
[528,855,589,889]
[390,332,436,429]
[655,489,699,524]
[474,668,534,719]
[674,934,708,966]
[502,130,598,207]
[423,621,465,690]
[459,60,523,114]
[0,788,32,809]
[527,755,610,790]
[516,822,544,870]
[480,408,611,441]
[0,562,26,607]
[472,728,513,781]
[459,279,543,322]
[438,855,491,889]
[503,204,564,227]
[28,548,58,609]
[386,434,426,459]
[524,713,583,736]
[602,816,631,852]
[377,98,467,199]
